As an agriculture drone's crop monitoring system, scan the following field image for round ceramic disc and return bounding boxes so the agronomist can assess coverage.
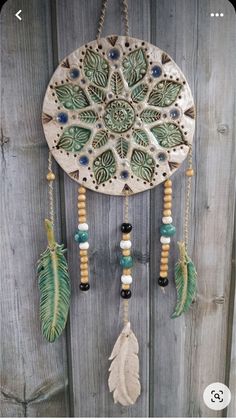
[42,35,195,195]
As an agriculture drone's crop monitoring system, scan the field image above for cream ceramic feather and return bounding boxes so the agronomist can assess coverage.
[108,322,141,406]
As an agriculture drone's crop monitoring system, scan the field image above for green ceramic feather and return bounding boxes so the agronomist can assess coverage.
[37,219,71,342]
[171,242,197,318]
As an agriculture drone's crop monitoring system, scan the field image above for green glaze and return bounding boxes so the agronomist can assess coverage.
[55,84,89,110]
[57,125,91,152]
[74,230,88,243]
[151,123,184,148]
[88,85,106,104]
[140,108,161,123]
[92,130,108,149]
[93,150,116,184]
[104,100,135,133]
[148,80,182,107]
[116,138,129,158]
[133,129,149,147]
[37,219,70,343]
[131,149,155,182]
[84,50,109,87]
[122,48,147,87]
[131,83,148,103]
[120,256,133,268]
[78,110,98,124]
[110,72,124,95]
[160,223,176,237]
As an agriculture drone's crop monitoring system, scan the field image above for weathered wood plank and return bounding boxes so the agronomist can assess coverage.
[150,0,236,417]
[0,0,69,416]
[56,0,151,416]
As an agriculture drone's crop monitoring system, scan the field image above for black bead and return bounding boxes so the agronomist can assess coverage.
[158,277,169,287]
[121,223,132,233]
[79,282,90,291]
[120,289,132,299]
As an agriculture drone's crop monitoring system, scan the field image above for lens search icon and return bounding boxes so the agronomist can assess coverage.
[203,383,231,410]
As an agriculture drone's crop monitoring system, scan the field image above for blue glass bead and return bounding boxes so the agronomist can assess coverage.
[120,170,129,179]
[160,224,176,237]
[108,48,120,60]
[74,230,88,243]
[69,68,80,79]
[170,108,180,119]
[120,256,133,268]
[151,65,162,78]
[56,112,68,124]
[79,155,89,166]
[157,152,167,162]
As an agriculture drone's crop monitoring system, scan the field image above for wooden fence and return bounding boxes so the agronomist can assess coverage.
[1,0,235,416]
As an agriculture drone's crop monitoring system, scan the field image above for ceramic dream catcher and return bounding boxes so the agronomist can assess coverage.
[38,0,197,406]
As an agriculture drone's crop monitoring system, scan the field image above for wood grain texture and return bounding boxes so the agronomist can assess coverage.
[1,0,235,417]
[0,0,69,417]
[55,0,150,416]
[150,0,236,417]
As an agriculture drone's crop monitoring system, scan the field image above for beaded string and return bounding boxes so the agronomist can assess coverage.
[46,151,55,226]
[96,0,129,39]
[74,187,90,291]
[120,191,132,324]
[184,146,194,252]
[158,179,176,289]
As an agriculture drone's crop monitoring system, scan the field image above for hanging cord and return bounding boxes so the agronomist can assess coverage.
[96,0,129,39]
[123,190,129,325]
[183,145,193,252]
[47,151,55,226]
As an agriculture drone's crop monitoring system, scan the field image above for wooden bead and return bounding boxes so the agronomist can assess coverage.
[164,202,172,209]
[122,249,131,256]
[80,263,88,270]
[164,188,172,195]
[164,179,172,187]
[80,249,87,256]
[81,256,88,263]
[162,244,170,251]
[161,257,168,264]
[79,186,86,194]
[164,195,172,202]
[78,209,86,216]
[79,216,87,223]
[123,268,132,275]
[46,172,55,181]
[122,233,131,240]
[160,264,168,271]
[81,269,89,276]
[78,194,86,202]
[186,168,194,177]
[161,251,169,257]
[77,202,86,209]
[122,284,130,290]
[160,271,168,278]
[163,209,172,216]
[81,276,89,284]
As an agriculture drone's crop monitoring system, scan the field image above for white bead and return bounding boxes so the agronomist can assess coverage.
[79,242,89,249]
[120,240,132,249]
[121,275,133,285]
[78,223,89,231]
[162,216,173,224]
[160,236,171,244]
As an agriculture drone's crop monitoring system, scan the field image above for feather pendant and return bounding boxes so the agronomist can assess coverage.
[37,219,71,342]
[108,322,141,406]
[171,241,197,318]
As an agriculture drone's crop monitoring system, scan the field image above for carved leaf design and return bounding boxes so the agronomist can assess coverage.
[88,85,106,104]
[55,84,89,110]
[57,126,91,152]
[148,80,182,107]
[131,149,155,182]
[84,50,109,87]
[93,150,116,184]
[133,129,149,147]
[140,108,161,123]
[92,130,108,149]
[78,110,98,124]
[116,138,129,158]
[110,72,124,95]
[151,123,184,148]
[131,83,148,103]
[122,49,147,87]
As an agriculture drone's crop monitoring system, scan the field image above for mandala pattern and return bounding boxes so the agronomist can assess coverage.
[42,35,195,195]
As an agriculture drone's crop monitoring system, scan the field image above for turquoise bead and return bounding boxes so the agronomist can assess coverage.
[160,223,176,237]
[74,230,88,243]
[120,256,133,268]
